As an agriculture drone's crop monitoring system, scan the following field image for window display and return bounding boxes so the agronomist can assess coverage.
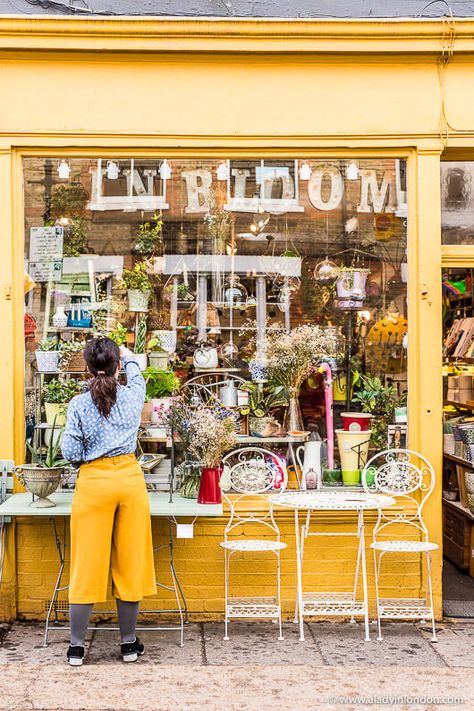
[23,157,408,490]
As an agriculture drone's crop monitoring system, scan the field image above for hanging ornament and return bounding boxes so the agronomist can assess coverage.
[313,258,339,284]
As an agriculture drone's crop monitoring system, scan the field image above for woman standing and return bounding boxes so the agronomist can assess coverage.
[61,338,156,666]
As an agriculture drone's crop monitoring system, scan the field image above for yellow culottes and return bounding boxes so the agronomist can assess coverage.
[69,454,157,604]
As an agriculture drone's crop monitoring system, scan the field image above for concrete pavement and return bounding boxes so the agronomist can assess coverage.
[0,619,472,710]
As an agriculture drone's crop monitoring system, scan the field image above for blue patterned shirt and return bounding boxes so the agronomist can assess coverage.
[61,356,146,464]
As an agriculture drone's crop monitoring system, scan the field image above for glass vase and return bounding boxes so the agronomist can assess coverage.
[179,460,201,499]
[284,389,304,433]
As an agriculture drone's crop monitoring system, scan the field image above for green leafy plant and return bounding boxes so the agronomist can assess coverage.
[143,367,180,400]
[37,338,58,352]
[134,214,163,256]
[109,323,128,347]
[146,334,166,353]
[26,417,68,468]
[50,179,90,257]
[134,316,147,354]
[353,374,407,448]
[58,340,84,370]
[119,261,152,293]
[239,381,288,418]
[43,377,82,404]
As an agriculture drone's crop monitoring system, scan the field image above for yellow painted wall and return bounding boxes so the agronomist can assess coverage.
[2,16,472,621]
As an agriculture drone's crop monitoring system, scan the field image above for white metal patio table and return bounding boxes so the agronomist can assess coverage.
[0,491,222,647]
[269,490,396,642]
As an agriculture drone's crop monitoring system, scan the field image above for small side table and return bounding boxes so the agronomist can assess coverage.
[269,490,396,642]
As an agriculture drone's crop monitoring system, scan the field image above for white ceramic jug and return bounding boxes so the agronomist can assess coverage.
[296,440,323,490]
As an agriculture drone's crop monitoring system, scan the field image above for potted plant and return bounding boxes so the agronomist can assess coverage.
[108,322,128,347]
[133,213,163,257]
[336,265,371,307]
[143,367,180,434]
[58,340,86,372]
[50,179,90,257]
[35,338,60,373]
[43,377,82,426]
[119,261,153,312]
[147,335,169,370]
[239,381,287,437]
[353,374,407,448]
[133,315,148,371]
[16,419,70,508]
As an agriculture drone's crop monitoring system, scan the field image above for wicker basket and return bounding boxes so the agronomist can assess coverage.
[61,351,85,372]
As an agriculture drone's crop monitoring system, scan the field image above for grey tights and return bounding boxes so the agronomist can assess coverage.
[69,599,140,647]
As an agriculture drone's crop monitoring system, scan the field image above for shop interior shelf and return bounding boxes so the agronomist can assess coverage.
[442,497,474,521]
[444,400,474,410]
[443,451,474,467]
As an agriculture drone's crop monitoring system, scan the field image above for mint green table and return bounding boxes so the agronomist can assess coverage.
[0,491,222,647]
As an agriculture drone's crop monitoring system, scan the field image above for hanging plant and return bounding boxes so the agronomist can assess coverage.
[50,178,90,257]
[133,214,163,257]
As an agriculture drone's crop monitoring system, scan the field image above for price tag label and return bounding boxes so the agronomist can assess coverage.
[176,523,194,539]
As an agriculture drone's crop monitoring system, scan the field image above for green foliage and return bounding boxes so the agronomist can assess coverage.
[143,367,180,400]
[26,417,68,469]
[134,214,163,257]
[353,374,407,448]
[134,316,147,354]
[50,179,88,218]
[37,338,58,352]
[43,377,82,404]
[63,216,89,257]
[146,336,166,353]
[239,381,288,418]
[109,323,128,347]
[119,261,152,293]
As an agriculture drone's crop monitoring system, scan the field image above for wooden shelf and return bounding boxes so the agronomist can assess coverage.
[443,497,474,521]
[443,452,474,467]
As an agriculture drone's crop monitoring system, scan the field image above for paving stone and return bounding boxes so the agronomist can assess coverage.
[87,621,202,665]
[420,621,474,667]
[203,621,324,665]
[0,623,81,665]
[310,621,445,667]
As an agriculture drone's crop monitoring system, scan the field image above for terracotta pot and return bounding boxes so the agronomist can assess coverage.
[141,401,154,424]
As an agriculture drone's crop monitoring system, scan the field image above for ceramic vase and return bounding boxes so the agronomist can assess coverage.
[154,330,177,354]
[127,289,150,313]
[284,390,304,433]
[52,305,68,329]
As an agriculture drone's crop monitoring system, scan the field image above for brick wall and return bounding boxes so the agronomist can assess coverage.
[15,511,425,621]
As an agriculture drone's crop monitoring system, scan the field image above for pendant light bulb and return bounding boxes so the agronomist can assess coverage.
[346,161,359,181]
[57,160,71,180]
[159,160,172,180]
[299,162,311,181]
[216,161,229,181]
[106,161,119,180]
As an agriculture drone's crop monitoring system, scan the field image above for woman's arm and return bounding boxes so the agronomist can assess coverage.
[61,397,86,464]
[120,346,146,403]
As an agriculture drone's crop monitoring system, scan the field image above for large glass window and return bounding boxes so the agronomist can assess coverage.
[23,157,408,481]
[441,161,474,245]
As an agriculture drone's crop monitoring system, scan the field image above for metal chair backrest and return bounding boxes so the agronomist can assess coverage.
[220,447,287,541]
[361,448,435,541]
[181,373,246,406]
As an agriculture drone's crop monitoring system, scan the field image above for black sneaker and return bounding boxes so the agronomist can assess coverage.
[67,645,84,667]
[120,637,145,663]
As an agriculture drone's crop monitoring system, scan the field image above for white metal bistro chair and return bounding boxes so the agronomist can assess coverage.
[220,447,288,641]
[361,448,438,642]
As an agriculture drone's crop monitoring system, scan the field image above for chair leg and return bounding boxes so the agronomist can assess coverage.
[277,551,284,641]
[294,523,306,624]
[426,552,437,643]
[374,550,384,642]
[223,550,230,641]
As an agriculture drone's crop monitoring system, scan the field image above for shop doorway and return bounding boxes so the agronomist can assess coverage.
[442,267,474,617]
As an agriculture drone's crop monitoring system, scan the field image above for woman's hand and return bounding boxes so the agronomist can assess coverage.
[119,345,134,359]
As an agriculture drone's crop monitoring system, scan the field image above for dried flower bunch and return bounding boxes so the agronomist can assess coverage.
[264,324,336,393]
[160,397,237,468]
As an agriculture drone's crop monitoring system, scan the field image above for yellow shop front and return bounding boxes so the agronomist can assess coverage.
[3,16,471,623]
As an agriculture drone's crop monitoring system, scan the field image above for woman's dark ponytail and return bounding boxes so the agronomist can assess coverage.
[83,338,120,418]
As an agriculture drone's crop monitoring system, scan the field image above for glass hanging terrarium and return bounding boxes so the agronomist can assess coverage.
[320,325,346,368]
[314,258,339,284]
[223,274,248,308]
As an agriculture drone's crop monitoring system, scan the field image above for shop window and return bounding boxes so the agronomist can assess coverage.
[441,161,474,244]
[22,157,408,479]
